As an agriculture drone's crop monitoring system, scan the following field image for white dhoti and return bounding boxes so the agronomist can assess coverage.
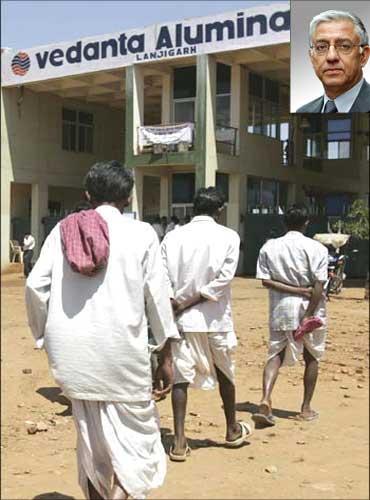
[71,399,166,500]
[267,328,327,367]
[171,331,237,389]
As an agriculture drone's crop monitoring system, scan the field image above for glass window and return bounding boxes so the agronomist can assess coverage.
[174,66,196,99]
[216,63,231,95]
[62,107,93,153]
[172,173,195,204]
[327,118,351,159]
[216,95,231,126]
[261,179,278,210]
[216,173,229,202]
[247,177,261,212]
[249,73,263,98]
[174,100,195,123]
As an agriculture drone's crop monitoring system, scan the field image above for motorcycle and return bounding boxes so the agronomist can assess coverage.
[313,233,353,296]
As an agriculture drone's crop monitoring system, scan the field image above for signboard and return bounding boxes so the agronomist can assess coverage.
[1,3,289,87]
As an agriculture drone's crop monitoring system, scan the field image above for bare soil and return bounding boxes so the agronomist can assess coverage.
[1,272,369,500]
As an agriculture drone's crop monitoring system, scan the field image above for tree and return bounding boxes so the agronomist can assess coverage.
[341,199,369,240]
[340,199,369,300]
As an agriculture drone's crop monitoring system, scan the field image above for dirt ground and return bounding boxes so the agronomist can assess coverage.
[1,271,369,500]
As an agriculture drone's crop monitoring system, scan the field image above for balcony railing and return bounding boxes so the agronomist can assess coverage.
[137,122,194,154]
[215,124,238,156]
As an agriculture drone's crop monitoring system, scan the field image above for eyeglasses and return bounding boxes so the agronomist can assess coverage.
[310,41,365,55]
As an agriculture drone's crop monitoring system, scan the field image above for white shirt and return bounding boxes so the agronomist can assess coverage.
[256,231,328,331]
[23,235,35,251]
[161,215,240,332]
[322,78,364,113]
[151,222,164,241]
[25,205,179,402]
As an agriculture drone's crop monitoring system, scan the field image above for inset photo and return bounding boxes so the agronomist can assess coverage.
[290,0,370,112]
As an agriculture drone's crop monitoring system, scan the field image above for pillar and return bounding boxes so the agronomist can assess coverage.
[1,173,11,270]
[195,54,217,189]
[161,72,173,125]
[230,64,247,155]
[160,174,169,217]
[31,182,48,258]
[131,167,143,220]
[125,65,144,162]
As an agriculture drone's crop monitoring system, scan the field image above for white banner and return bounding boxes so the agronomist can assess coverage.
[1,3,289,87]
[138,123,194,148]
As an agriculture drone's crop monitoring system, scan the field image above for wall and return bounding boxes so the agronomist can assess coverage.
[1,86,125,269]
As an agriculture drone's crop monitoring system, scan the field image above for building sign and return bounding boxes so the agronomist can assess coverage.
[1,3,289,86]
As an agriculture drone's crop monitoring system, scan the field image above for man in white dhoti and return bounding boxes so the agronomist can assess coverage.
[25,161,179,500]
[254,205,328,427]
[161,187,252,462]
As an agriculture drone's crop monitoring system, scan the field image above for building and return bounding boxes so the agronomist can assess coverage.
[1,2,369,273]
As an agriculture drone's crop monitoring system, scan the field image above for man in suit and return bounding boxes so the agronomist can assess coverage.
[297,10,370,113]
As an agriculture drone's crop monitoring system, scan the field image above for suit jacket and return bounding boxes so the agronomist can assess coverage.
[296,79,370,113]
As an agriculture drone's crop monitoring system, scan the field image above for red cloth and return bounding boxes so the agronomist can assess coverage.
[60,209,109,276]
[293,316,324,341]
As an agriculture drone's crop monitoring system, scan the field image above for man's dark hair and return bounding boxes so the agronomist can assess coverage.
[84,161,134,203]
[284,204,310,229]
[193,187,225,216]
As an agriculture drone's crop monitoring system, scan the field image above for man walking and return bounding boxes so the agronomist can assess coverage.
[161,187,252,462]
[25,161,179,499]
[23,231,35,278]
[254,205,328,427]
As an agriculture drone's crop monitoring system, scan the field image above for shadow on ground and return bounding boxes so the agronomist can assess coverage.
[33,493,75,500]
[160,426,250,454]
[36,387,72,417]
[236,400,299,419]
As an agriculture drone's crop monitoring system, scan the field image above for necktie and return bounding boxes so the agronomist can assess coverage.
[324,100,337,113]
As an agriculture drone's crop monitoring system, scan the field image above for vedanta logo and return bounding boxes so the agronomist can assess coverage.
[11,52,31,75]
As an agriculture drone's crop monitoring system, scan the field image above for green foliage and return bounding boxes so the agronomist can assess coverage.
[341,199,369,240]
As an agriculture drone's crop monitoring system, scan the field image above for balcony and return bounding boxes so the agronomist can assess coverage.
[137,122,195,155]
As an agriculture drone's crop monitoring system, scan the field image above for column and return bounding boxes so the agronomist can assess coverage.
[131,167,143,220]
[227,173,241,232]
[161,72,173,125]
[195,54,217,189]
[230,64,247,155]
[160,174,169,217]
[125,65,144,163]
[1,173,11,270]
[31,182,48,258]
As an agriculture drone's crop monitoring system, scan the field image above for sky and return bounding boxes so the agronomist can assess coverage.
[1,0,285,49]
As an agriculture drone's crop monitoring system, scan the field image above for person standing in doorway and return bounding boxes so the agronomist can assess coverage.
[23,231,35,278]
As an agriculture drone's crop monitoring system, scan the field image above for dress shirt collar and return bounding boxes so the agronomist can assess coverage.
[321,78,364,113]
[96,204,122,217]
[191,215,217,223]
[285,230,305,238]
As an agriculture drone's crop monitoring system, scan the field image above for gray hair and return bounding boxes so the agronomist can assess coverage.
[309,10,369,46]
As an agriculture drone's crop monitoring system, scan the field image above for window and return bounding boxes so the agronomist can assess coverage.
[174,67,196,124]
[327,119,351,159]
[248,73,282,139]
[216,173,229,202]
[247,177,289,214]
[172,173,195,204]
[62,108,93,153]
[216,64,231,126]
[304,116,352,160]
